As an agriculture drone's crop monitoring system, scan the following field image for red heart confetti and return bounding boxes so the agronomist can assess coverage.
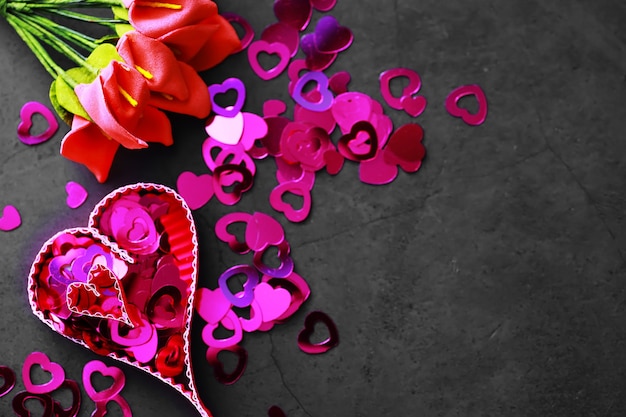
[297,311,339,354]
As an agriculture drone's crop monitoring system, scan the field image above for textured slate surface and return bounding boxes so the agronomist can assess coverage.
[0,0,625,416]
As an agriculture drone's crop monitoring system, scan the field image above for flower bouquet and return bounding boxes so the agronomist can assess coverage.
[3,0,241,182]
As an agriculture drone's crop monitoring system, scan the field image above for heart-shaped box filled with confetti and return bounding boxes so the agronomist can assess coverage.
[27,183,210,417]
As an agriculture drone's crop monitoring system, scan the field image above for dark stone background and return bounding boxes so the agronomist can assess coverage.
[1,0,625,416]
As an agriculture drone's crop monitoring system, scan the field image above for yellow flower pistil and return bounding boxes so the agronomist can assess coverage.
[133,1,182,9]
[135,65,154,80]
[119,86,139,107]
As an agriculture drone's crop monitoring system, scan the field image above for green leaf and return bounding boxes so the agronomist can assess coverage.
[49,80,74,126]
[85,43,123,69]
[114,23,134,38]
[111,5,129,21]
[55,68,94,121]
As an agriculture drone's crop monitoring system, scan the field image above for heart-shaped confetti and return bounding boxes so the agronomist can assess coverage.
[12,391,55,417]
[379,68,423,110]
[268,405,288,417]
[297,311,339,354]
[359,151,398,185]
[254,282,291,323]
[329,71,351,95]
[0,366,16,398]
[196,287,232,325]
[300,33,337,71]
[269,179,313,223]
[205,111,245,146]
[313,16,354,54]
[292,71,334,112]
[248,40,291,81]
[82,360,125,402]
[222,13,255,53]
[28,183,210,417]
[383,123,426,173]
[208,78,246,118]
[0,205,21,231]
[400,94,427,117]
[52,379,81,417]
[17,101,59,146]
[445,84,488,126]
[337,121,379,161]
[176,171,214,210]
[205,345,248,385]
[22,352,66,394]
[65,181,88,209]
[273,0,312,31]
[310,0,337,11]
[261,22,300,57]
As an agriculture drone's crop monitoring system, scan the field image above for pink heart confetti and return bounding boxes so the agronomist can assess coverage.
[205,111,245,146]
[248,40,291,81]
[445,84,488,126]
[254,282,291,323]
[176,171,214,210]
[65,181,88,209]
[0,205,21,231]
[261,22,300,57]
[22,352,65,394]
[17,101,59,146]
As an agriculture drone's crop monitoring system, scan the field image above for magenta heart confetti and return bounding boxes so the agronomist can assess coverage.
[445,84,488,126]
[248,40,291,80]
[176,171,214,210]
[0,205,21,231]
[261,22,301,57]
[17,101,59,146]
[65,181,88,209]
[273,0,312,31]
[22,352,66,394]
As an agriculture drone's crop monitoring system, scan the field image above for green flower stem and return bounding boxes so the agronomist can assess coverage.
[4,13,76,87]
[12,11,97,73]
[45,8,127,27]
[7,0,124,11]
[21,12,99,51]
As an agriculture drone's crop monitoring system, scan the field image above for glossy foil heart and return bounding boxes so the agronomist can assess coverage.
[28,183,210,417]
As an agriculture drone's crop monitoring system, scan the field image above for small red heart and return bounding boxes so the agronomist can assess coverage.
[323,148,345,176]
[12,391,55,417]
[329,71,351,95]
[337,121,379,161]
[297,311,339,354]
[383,123,426,173]
[0,366,15,398]
[400,95,427,117]
[206,345,248,385]
[273,0,312,31]
[268,405,287,417]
